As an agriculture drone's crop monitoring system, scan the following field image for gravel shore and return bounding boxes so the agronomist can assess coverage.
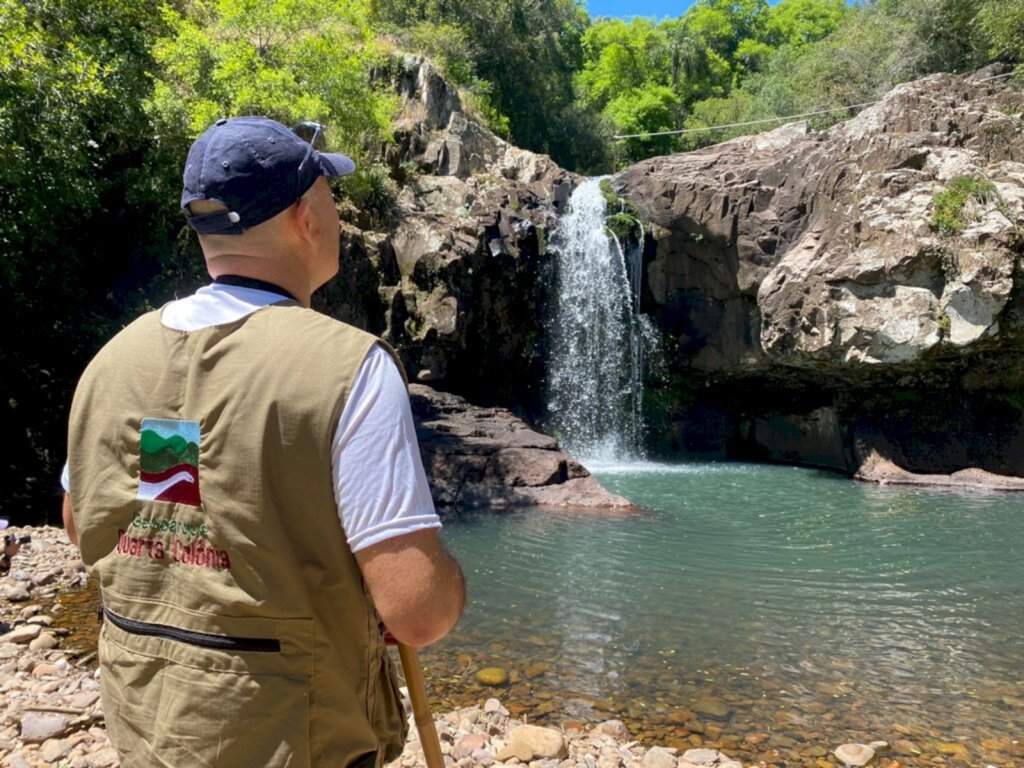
[0,527,887,768]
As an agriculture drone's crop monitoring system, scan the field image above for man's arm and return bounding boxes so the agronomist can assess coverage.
[62,492,78,547]
[355,528,464,648]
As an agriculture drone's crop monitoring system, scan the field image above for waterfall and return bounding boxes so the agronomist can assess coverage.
[546,177,654,462]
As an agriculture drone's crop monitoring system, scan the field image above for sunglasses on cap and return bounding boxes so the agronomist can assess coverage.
[292,121,327,175]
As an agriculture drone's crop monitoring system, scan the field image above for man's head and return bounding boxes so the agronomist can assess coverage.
[181,117,355,303]
[181,117,354,235]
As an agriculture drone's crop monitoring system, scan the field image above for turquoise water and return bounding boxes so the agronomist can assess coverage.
[422,462,1024,764]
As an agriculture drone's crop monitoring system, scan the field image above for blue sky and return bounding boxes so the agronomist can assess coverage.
[584,0,785,19]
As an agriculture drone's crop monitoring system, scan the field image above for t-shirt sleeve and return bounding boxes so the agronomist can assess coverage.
[61,461,70,493]
[332,344,441,552]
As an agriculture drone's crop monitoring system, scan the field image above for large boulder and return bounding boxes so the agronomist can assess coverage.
[614,68,1024,481]
[411,385,634,510]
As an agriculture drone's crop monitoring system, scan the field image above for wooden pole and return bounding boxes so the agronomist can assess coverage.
[397,643,445,768]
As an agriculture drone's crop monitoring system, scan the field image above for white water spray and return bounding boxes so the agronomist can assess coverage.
[546,177,657,462]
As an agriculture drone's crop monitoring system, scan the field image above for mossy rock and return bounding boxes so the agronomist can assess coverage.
[476,666,509,686]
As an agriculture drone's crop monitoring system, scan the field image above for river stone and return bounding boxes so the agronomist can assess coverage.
[681,748,722,765]
[455,733,487,758]
[641,746,676,768]
[20,713,68,743]
[28,632,58,651]
[40,738,70,762]
[0,624,41,644]
[4,584,31,602]
[692,697,730,718]
[589,720,630,741]
[893,739,921,755]
[833,743,875,766]
[475,667,508,686]
[495,725,567,761]
[86,746,121,767]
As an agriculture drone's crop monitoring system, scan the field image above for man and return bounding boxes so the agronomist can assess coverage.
[63,116,465,768]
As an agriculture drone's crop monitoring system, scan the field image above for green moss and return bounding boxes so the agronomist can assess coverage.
[599,179,642,244]
[930,175,998,235]
[937,313,951,337]
[606,212,641,242]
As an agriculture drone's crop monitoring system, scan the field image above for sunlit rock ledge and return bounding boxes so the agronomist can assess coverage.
[410,384,634,511]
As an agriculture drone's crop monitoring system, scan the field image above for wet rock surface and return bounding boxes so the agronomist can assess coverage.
[411,385,634,510]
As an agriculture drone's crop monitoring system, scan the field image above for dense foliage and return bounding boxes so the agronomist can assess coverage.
[1,0,1022,519]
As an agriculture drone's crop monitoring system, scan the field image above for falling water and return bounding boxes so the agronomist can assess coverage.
[546,177,655,462]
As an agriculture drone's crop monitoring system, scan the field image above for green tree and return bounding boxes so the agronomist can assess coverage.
[148,0,396,164]
[606,84,681,161]
[764,0,848,48]
[977,0,1024,63]
[0,0,182,521]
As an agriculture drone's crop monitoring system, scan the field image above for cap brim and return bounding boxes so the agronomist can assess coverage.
[319,152,356,177]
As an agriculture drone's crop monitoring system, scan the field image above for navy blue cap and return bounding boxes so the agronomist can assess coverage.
[181,116,355,235]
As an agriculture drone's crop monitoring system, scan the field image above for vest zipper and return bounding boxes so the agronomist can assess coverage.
[103,607,281,653]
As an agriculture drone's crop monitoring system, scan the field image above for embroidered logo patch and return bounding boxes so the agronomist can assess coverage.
[139,419,201,507]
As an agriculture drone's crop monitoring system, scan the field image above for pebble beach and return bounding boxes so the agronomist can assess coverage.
[0,526,963,768]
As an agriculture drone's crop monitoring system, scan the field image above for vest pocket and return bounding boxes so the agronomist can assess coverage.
[100,613,313,768]
[103,607,281,653]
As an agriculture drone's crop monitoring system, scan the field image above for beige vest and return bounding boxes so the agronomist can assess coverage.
[68,304,407,768]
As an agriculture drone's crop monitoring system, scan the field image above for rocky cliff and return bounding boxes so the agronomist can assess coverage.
[318,55,576,414]
[330,58,1024,486]
[614,67,1024,482]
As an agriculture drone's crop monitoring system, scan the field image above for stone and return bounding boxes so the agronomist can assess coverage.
[86,746,120,767]
[483,698,504,714]
[691,698,730,718]
[20,713,69,743]
[0,624,40,644]
[833,743,876,766]
[589,720,630,741]
[28,632,58,651]
[681,748,722,765]
[40,737,71,762]
[4,584,32,602]
[69,691,101,709]
[9,754,30,768]
[475,667,508,686]
[640,746,676,768]
[455,733,487,758]
[495,725,567,762]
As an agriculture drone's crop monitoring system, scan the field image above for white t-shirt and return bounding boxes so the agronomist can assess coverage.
[62,282,440,552]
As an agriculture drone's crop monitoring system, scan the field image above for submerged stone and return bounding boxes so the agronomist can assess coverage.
[475,667,508,686]
[833,742,875,766]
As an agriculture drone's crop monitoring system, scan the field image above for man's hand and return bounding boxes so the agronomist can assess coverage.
[355,529,465,648]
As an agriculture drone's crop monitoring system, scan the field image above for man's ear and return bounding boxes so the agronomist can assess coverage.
[293,197,316,244]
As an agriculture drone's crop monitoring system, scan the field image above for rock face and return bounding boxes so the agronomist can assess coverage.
[614,68,1024,481]
[411,385,634,509]
[320,55,576,414]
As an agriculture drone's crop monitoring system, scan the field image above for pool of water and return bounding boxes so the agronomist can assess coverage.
[56,462,1024,765]
[418,462,1024,765]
